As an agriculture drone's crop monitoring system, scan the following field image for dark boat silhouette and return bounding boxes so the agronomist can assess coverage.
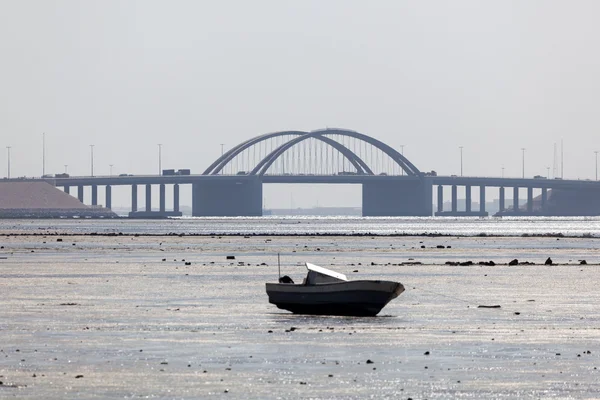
[266,263,404,317]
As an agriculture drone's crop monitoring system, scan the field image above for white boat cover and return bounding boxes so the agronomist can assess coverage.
[305,262,348,282]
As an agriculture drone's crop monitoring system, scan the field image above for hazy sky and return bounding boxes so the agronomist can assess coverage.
[2,1,600,208]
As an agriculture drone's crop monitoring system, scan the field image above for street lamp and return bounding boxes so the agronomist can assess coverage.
[459,146,463,176]
[6,146,11,179]
[109,164,114,176]
[64,164,68,174]
[158,144,162,175]
[42,132,46,177]
[595,151,599,181]
[521,148,526,178]
[501,165,505,178]
[90,145,95,177]
[546,166,550,179]
[220,143,225,156]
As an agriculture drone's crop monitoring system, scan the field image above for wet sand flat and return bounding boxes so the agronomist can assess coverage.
[1,234,600,399]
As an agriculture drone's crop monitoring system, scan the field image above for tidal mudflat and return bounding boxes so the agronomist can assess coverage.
[1,234,600,399]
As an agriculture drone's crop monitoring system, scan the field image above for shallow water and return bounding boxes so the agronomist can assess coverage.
[1,233,600,399]
[2,216,600,237]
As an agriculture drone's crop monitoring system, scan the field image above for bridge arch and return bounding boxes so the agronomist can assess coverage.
[203,128,421,177]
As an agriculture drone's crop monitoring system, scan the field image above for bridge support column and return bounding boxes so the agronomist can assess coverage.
[513,187,519,213]
[173,184,180,213]
[362,178,433,217]
[465,185,471,213]
[437,185,443,213]
[145,184,152,212]
[78,185,84,203]
[541,187,548,208]
[64,186,70,194]
[105,185,112,209]
[159,184,166,213]
[91,185,98,206]
[451,185,457,213]
[480,185,486,213]
[527,187,533,213]
[131,185,138,212]
[193,177,262,216]
[499,187,505,213]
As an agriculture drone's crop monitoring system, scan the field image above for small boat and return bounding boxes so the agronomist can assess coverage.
[265,263,404,316]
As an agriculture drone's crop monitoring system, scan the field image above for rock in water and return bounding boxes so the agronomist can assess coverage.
[508,259,518,266]
[545,257,553,265]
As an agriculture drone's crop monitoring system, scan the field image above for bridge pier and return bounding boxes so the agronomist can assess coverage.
[105,185,112,209]
[174,184,180,213]
[465,185,471,213]
[193,177,262,216]
[145,184,152,212]
[437,185,443,213]
[479,185,486,213]
[159,184,166,213]
[527,186,533,213]
[127,183,182,218]
[362,179,432,216]
[451,185,457,213]
[513,187,519,213]
[434,184,487,216]
[78,185,84,203]
[64,186,70,195]
[541,187,547,208]
[499,187,505,212]
[131,185,138,212]
[91,185,98,206]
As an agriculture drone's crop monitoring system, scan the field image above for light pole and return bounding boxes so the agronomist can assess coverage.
[521,148,526,178]
[400,145,405,176]
[459,146,463,176]
[501,166,505,178]
[546,166,550,179]
[158,144,162,175]
[109,164,113,176]
[6,146,11,179]
[64,164,68,174]
[42,132,46,177]
[220,143,225,156]
[595,151,598,181]
[90,145,95,177]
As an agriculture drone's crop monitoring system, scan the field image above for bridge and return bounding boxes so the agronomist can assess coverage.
[25,128,600,217]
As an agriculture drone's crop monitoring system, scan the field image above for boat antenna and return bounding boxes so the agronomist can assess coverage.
[277,253,281,279]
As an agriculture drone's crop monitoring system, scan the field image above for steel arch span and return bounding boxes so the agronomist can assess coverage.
[203,128,421,177]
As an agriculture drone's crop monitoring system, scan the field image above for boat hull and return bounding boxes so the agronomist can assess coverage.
[266,280,404,317]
